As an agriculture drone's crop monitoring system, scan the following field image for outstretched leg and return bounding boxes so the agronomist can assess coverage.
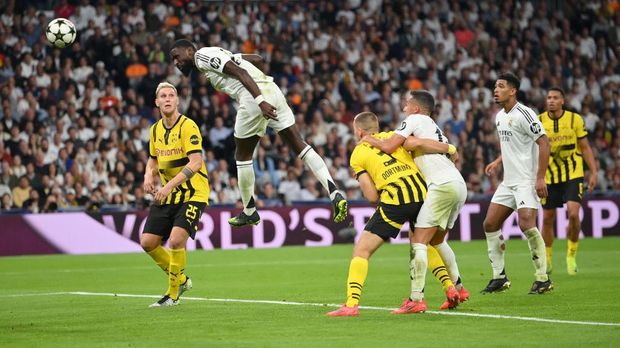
[278,126,347,222]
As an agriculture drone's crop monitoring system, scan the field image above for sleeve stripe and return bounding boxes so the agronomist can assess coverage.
[195,53,211,67]
[516,106,536,124]
[187,149,202,155]
[355,170,367,179]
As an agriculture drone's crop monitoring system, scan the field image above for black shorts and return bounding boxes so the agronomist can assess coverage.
[143,201,207,240]
[365,201,424,241]
[542,178,583,209]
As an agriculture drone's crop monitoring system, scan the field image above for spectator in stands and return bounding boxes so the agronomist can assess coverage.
[11,176,31,208]
[0,0,617,214]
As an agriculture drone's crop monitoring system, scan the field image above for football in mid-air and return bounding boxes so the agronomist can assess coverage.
[46,18,76,48]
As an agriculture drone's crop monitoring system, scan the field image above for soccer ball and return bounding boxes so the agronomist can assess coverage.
[46,18,76,48]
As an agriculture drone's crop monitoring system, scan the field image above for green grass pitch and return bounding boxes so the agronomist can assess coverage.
[1,237,619,347]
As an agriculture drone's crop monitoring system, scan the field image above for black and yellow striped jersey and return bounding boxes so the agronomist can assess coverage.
[149,115,210,204]
[538,110,588,184]
[350,131,427,205]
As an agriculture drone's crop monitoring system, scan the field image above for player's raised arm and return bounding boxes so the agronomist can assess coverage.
[222,60,277,120]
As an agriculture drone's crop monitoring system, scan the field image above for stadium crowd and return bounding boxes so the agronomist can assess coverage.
[0,0,619,213]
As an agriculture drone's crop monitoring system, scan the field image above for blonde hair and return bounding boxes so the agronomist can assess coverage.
[155,82,178,97]
[353,112,379,133]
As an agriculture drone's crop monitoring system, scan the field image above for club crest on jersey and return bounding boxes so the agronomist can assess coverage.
[530,123,541,134]
[190,135,200,145]
[398,121,406,131]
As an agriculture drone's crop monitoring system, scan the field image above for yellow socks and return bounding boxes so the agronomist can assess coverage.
[167,248,187,300]
[147,245,170,274]
[567,240,579,257]
[428,245,453,291]
[345,257,368,307]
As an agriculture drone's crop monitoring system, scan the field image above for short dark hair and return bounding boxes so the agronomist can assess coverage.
[498,72,520,91]
[171,39,196,50]
[548,86,565,98]
[409,90,435,114]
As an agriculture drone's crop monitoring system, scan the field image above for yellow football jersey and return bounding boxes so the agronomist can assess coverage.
[539,110,588,184]
[149,115,210,204]
[350,131,427,205]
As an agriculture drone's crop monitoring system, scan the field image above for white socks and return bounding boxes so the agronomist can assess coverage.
[485,230,506,279]
[298,145,339,200]
[433,242,460,284]
[409,243,427,301]
[236,160,256,215]
[524,227,549,282]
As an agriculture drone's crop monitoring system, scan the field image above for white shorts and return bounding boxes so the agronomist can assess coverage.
[416,180,467,230]
[491,182,540,210]
[234,82,296,139]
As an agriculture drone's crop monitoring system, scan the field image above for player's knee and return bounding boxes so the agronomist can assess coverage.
[542,215,555,227]
[483,218,499,232]
[518,219,535,232]
[234,150,253,161]
[140,237,158,252]
[567,211,580,224]
[168,238,185,249]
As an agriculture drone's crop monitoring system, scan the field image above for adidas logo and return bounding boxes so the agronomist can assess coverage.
[519,201,525,205]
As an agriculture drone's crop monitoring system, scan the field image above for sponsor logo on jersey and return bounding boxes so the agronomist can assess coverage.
[156,148,183,157]
[190,135,200,145]
[210,57,221,69]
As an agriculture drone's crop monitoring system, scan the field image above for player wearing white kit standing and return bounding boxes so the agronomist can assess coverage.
[361,90,469,312]
[481,72,553,294]
[169,40,347,227]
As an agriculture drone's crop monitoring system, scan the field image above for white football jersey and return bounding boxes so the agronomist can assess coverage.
[495,102,546,186]
[194,47,274,100]
[394,114,464,185]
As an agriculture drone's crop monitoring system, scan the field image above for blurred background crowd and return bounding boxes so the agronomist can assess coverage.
[0,0,619,213]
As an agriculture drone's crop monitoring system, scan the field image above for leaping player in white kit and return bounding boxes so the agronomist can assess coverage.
[169,40,348,227]
[481,72,553,294]
[362,90,470,312]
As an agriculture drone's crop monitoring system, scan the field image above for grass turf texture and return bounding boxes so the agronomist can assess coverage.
[1,237,619,347]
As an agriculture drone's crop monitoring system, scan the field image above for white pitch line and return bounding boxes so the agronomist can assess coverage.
[5,291,620,327]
